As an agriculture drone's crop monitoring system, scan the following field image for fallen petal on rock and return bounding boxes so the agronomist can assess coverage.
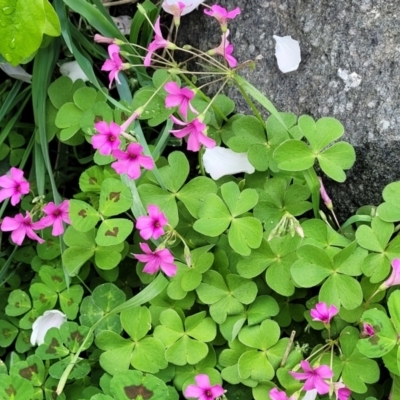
[60,61,89,82]
[203,146,255,180]
[273,35,301,73]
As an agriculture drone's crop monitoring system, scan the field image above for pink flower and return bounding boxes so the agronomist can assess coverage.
[101,44,127,88]
[184,374,224,400]
[134,243,177,277]
[0,167,30,206]
[38,200,71,236]
[111,143,154,179]
[144,17,176,67]
[318,177,333,210]
[92,121,121,155]
[269,388,294,400]
[136,205,168,240]
[290,360,333,395]
[164,82,197,119]
[170,116,216,152]
[333,381,351,400]
[204,5,241,31]
[310,302,338,325]
[361,322,375,337]
[94,34,115,44]
[1,212,44,245]
[380,258,400,289]
[207,30,237,68]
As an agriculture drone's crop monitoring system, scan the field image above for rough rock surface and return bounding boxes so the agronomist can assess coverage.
[179,0,400,220]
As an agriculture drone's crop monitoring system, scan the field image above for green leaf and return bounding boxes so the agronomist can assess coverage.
[5,289,31,316]
[158,151,189,192]
[39,265,66,292]
[221,182,258,217]
[0,375,34,400]
[95,218,133,246]
[377,181,400,222]
[176,177,217,219]
[238,350,275,381]
[69,200,100,232]
[239,319,280,350]
[36,327,69,360]
[121,307,151,341]
[79,166,104,192]
[92,283,126,313]
[274,140,314,171]
[0,0,46,65]
[55,102,83,129]
[29,283,57,312]
[388,291,400,335]
[10,355,45,386]
[319,274,363,310]
[99,178,133,217]
[0,320,18,347]
[308,117,344,151]
[110,370,168,400]
[193,194,231,236]
[357,309,397,358]
[228,217,263,256]
[318,142,356,182]
[94,244,123,270]
[43,0,61,37]
[59,285,84,319]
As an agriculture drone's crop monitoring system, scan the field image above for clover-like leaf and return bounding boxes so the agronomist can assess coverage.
[377,181,400,222]
[95,218,133,246]
[69,199,100,232]
[99,178,133,217]
[357,309,397,358]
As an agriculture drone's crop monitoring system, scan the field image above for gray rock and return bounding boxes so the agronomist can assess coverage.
[179,0,400,219]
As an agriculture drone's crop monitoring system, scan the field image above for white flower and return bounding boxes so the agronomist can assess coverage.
[301,389,318,400]
[162,0,204,17]
[112,15,132,35]
[0,63,32,83]
[273,35,301,73]
[203,146,255,180]
[30,310,67,346]
[60,61,89,82]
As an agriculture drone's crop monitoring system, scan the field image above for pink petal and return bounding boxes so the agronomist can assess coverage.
[11,226,26,245]
[10,167,24,182]
[164,81,180,95]
[51,218,65,236]
[184,384,204,398]
[194,374,211,390]
[0,188,15,203]
[139,155,155,171]
[1,216,21,231]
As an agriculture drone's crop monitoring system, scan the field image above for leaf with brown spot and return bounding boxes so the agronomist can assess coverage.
[109,191,121,202]
[105,227,119,237]
[78,209,87,218]
[89,177,98,184]
[19,364,38,380]
[124,385,153,400]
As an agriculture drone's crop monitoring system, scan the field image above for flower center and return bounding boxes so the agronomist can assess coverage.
[129,153,138,161]
[109,135,115,142]
[15,184,21,193]
[53,210,61,217]
[205,390,212,398]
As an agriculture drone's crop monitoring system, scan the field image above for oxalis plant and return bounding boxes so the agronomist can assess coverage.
[0,1,400,400]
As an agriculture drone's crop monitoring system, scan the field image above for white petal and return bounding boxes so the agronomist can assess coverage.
[273,35,301,73]
[301,389,318,400]
[203,146,255,180]
[30,309,67,346]
[60,61,89,82]
[162,0,204,16]
[112,15,132,35]
[0,63,32,83]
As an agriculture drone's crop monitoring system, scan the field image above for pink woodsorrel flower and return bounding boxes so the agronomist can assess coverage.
[136,205,168,240]
[101,44,128,88]
[207,30,237,68]
[92,121,122,155]
[111,143,154,179]
[380,258,400,289]
[318,177,333,210]
[162,0,204,25]
[1,212,44,245]
[290,360,333,395]
[94,34,116,44]
[38,200,71,236]
[0,167,30,206]
[170,116,216,152]
[184,374,224,400]
[269,388,295,400]
[164,82,198,119]
[361,322,375,337]
[134,243,177,277]
[333,381,351,400]
[144,17,176,67]
[204,5,241,32]
[310,302,338,325]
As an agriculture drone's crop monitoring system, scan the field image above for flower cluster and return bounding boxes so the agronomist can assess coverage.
[92,119,154,180]
[133,204,177,277]
[0,168,70,246]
